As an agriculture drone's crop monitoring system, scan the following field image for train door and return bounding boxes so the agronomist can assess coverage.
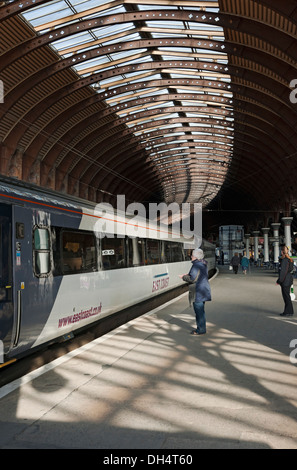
[0,203,13,360]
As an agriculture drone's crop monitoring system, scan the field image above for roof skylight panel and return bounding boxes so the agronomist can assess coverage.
[126,114,173,127]
[152,149,188,158]
[83,2,128,18]
[92,23,136,39]
[129,72,163,83]
[144,111,181,121]
[24,1,126,32]
[98,70,162,88]
[157,154,191,162]
[160,130,185,137]
[142,26,224,38]
[155,46,194,54]
[118,100,168,116]
[22,0,71,26]
[76,49,153,75]
[124,88,170,100]
[71,0,123,14]
[155,51,228,63]
[156,55,193,63]
[52,31,95,53]
[157,162,191,168]
[139,127,185,141]
[134,3,178,11]
[185,111,224,119]
[74,58,111,73]
[101,31,141,46]
[186,21,221,32]
[19,0,233,207]
[182,1,219,8]
[166,69,226,77]
[44,27,140,56]
[108,49,149,62]
[145,101,176,110]
[145,20,186,30]
[173,88,230,97]
[105,86,168,105]
[150,32,189,39]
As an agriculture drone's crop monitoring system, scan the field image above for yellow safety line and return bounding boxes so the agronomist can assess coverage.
[0,358,17,369]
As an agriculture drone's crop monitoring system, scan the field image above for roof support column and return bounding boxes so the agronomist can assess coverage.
[282,217,293,255]
[244,233,250,258]
[27,160,41,185]
[252,231,260,262]
[271,222,281,263]
[261,228,270,263]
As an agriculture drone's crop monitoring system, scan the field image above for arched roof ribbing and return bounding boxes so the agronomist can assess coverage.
[0,0,297,228]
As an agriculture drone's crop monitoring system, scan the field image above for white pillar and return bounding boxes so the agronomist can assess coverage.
[262,228,270,263]
[271,222,281,263]
[252,231,260,262]
[244,234,250,258]
[282,217,293,254]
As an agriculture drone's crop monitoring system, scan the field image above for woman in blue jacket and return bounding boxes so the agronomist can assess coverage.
[180,248,212,335]
[241,252,249,275]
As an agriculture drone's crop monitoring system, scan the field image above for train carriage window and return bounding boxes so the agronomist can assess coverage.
[163,241,185,263]
[101,236,126,269]
[61,230,97,274]
[33,227,51,276]
[184,249,192,260]
[128,237,145,266]
[146,239,160,264]
[162,241,170,263]
[171,242,185,262]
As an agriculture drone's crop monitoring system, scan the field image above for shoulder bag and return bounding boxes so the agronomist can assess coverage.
[188,270,200,305]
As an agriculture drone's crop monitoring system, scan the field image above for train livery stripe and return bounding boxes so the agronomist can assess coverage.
[0,192,82,215]
[0,191,184,239]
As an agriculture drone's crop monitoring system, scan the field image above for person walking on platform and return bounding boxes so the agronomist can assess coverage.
[277,245,294,317]
[179,248,211,335]
[230,252,240,274]
[241,252,249,275]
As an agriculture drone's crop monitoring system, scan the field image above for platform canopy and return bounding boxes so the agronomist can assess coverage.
[0,0,297,229]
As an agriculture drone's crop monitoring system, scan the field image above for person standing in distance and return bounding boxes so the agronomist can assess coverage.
[277,245,294,316]
[230,252,240,274]
[179,248,211,335]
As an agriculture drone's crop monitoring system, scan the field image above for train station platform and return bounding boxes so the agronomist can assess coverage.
[1,265,297,449]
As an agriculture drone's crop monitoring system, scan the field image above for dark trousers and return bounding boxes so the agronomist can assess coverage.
[193,301,206,334]
[281,284,294,315]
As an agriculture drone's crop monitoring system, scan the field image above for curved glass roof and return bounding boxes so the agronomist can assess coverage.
[21,0,234,205]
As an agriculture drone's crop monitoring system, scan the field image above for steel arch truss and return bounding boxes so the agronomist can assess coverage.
[0,0,297,219]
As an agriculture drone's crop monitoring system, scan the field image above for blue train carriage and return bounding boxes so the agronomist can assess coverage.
[0,178,215,363]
